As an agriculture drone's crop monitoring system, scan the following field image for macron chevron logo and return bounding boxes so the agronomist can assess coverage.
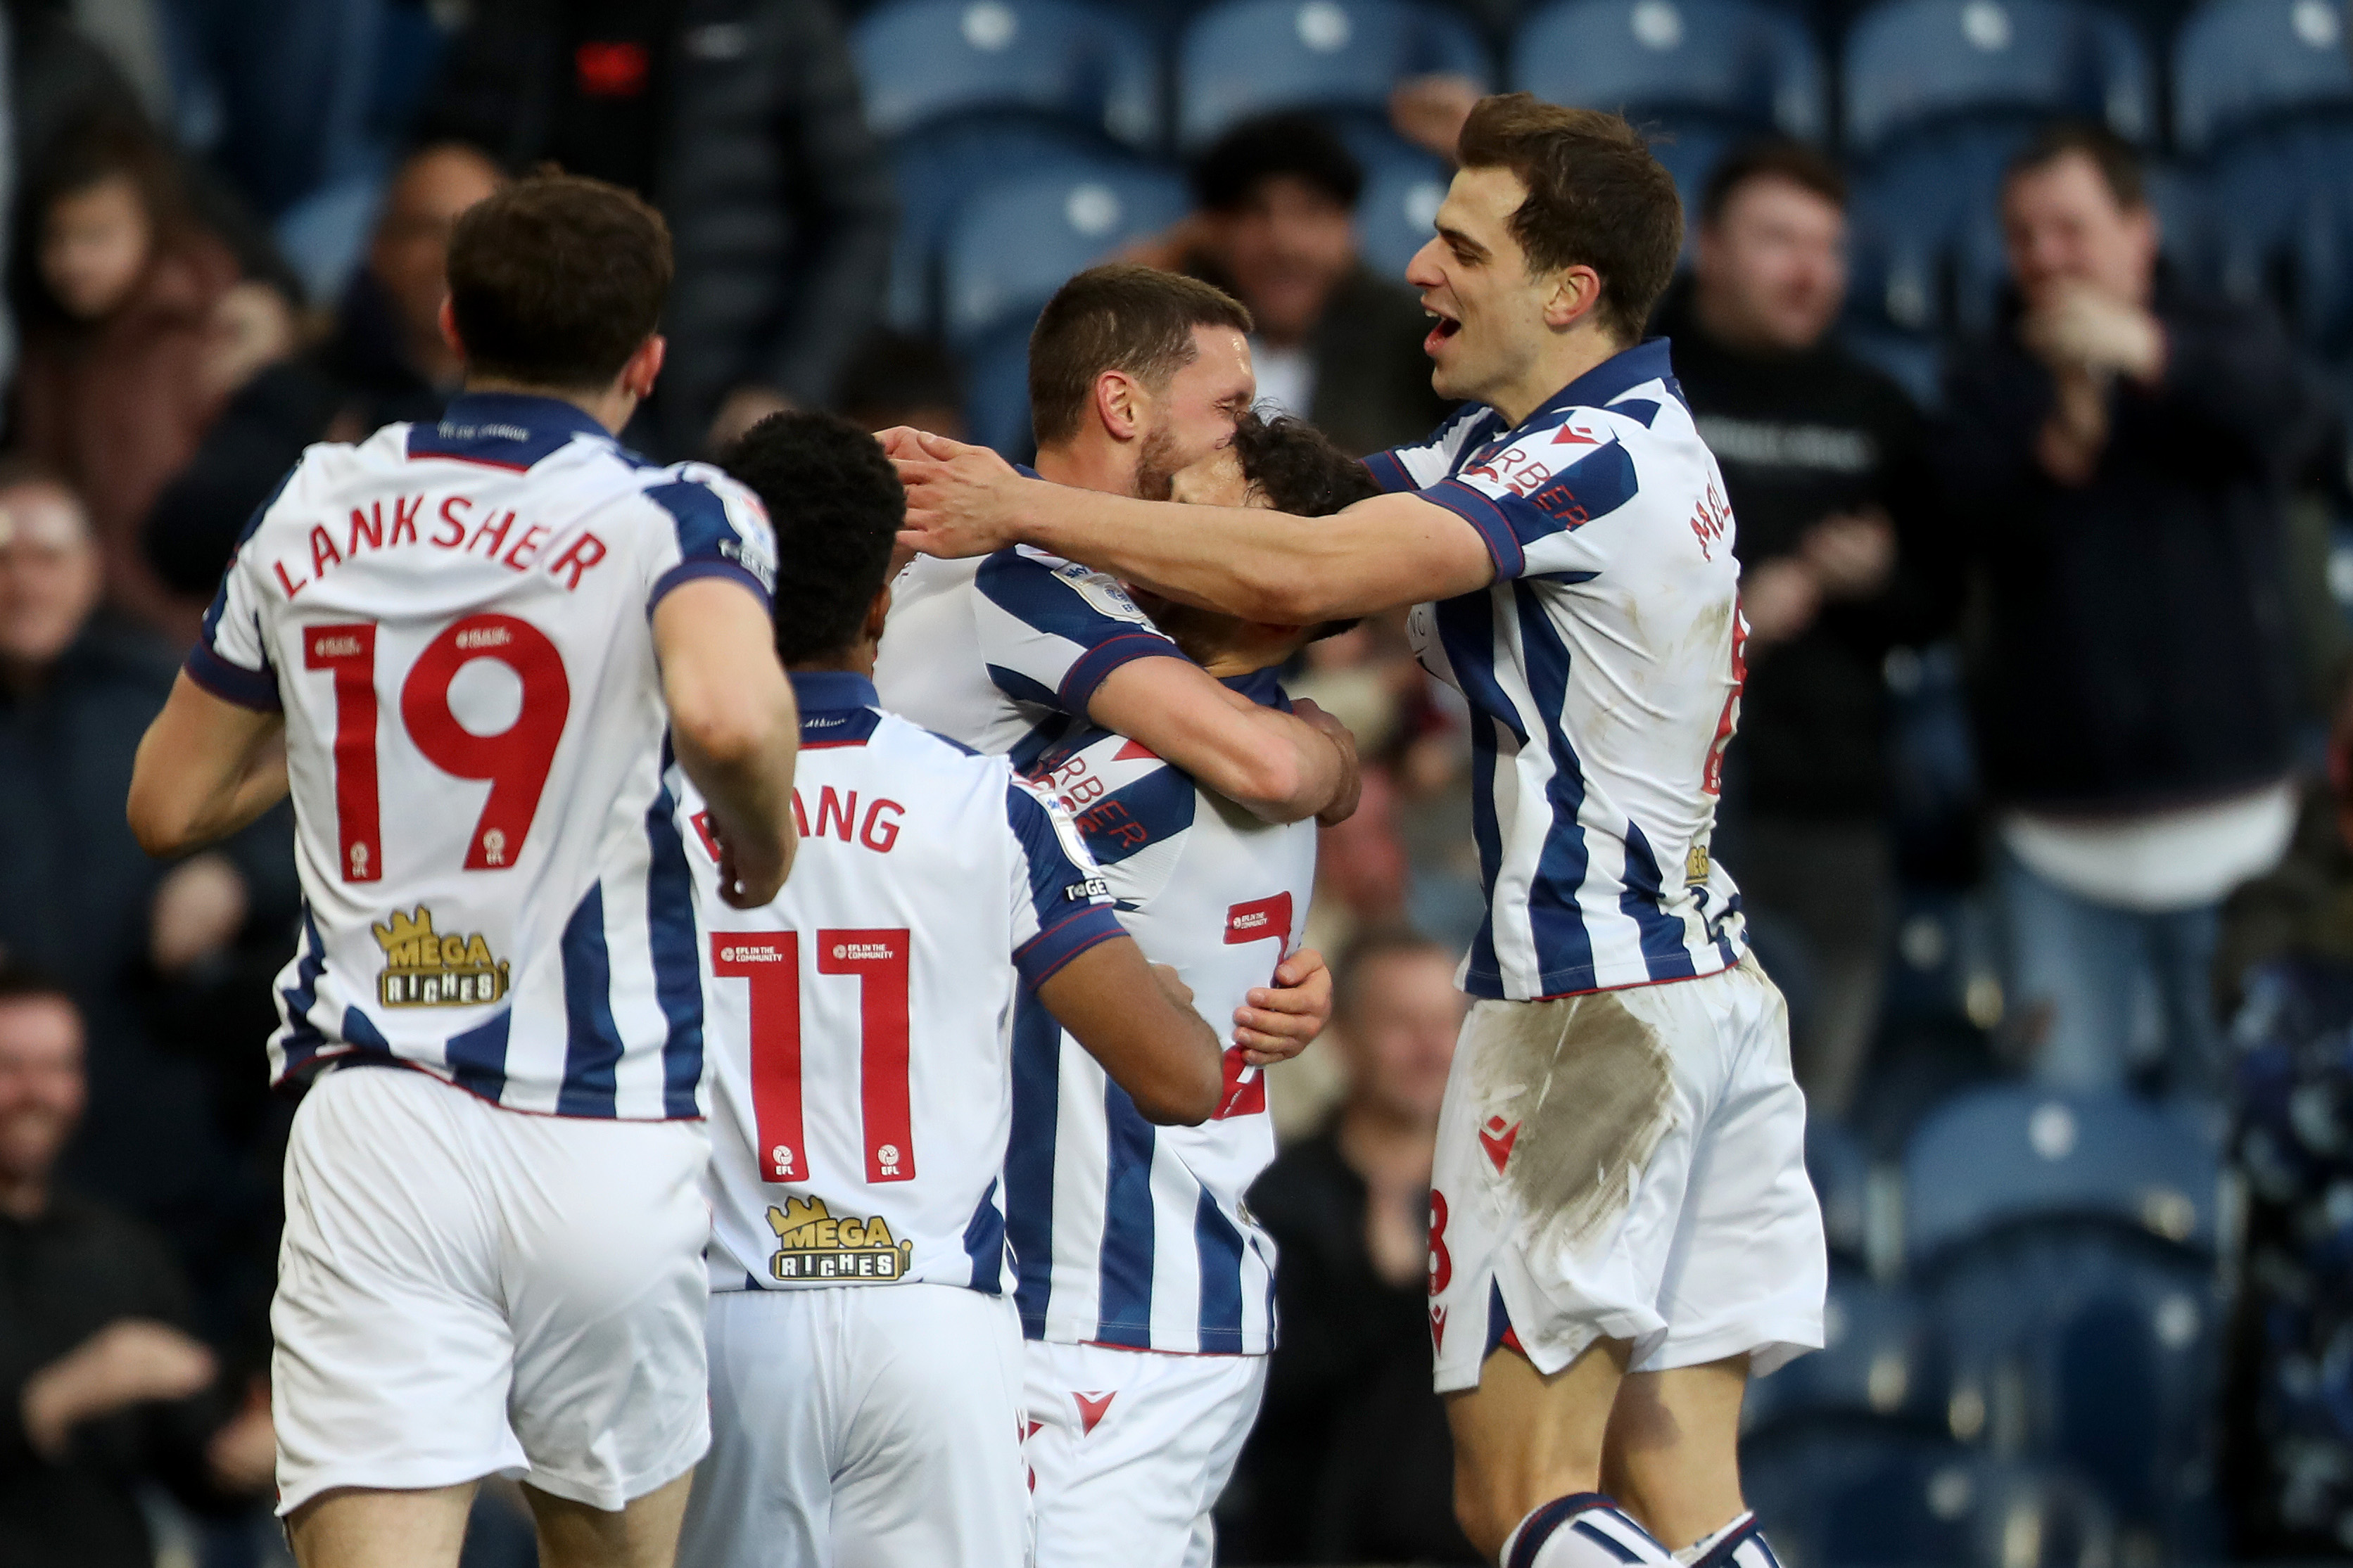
[1073,1390,1117,1434]
[1551,422,1601,445]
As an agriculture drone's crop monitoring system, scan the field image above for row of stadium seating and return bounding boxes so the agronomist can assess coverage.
[1768,1086,2228,1563]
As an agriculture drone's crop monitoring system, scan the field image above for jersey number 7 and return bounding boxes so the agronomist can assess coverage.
[303,615,570,881]
[710,931,915,1185]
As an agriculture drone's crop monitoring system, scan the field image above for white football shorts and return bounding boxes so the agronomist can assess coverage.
[1428,953,1825,1394]
[270,1064,713,1515]
[1024,1341,1267,1568]
[678,1282,1030,1568]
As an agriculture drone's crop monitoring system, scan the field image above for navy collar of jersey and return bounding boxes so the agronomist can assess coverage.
[787,670,878,711]
[412,392,616,468]
[1517,338,1682,430]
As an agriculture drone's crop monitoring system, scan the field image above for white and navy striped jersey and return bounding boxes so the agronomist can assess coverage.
[1366,340,1749,1000]
[1010,668,1316,1355]
[875,497,1187,767]
[683,673,1127,1295]
[187,393,777,1117]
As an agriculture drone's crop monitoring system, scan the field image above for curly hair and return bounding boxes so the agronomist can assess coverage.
[718,410,903,665]
[1229,411,1383,518]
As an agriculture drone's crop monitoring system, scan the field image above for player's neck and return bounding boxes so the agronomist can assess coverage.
[1031,440,1133,497]
[1488,325,1632,428]
[460,374,635,436]
[787,647,878,681]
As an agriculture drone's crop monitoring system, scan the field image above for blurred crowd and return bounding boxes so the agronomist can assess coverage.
[0,0,2344,1564]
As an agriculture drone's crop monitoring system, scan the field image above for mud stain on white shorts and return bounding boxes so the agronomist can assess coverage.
[1469,990,1677,1256]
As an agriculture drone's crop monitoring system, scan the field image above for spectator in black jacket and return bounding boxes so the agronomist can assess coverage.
[1649,142,1953,1115]
[414,0,896,460]
[1222,931,1475,1565]
[144,141,503,601]
[0,967,274,1568]
[1129,114,1454,458]
[1937,123,2335,1099]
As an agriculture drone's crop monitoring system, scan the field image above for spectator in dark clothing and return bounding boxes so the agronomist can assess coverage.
[1223,931,1474,1565]
[145,141,503,601]
[414,0,896,459]
[832,328,966,440]
[1129,113,1454,458]
[1649,141,1952,1116]
[1936,123,2336,1099]
[0,967,275,1568]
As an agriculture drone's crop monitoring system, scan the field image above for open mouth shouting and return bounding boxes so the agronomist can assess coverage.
[1423,304,1462,357]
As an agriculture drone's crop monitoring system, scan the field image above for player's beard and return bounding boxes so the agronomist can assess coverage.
[1131,423,1182,502]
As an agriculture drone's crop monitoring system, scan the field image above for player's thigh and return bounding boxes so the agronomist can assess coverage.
[495,1112,716,1512]
[1602,1357,1749,1550]
[1025,1341,1267,1568]
[1639,959,1825,1383]
[831,1286,1030,1568]
[272,1067,522,1517]
[675,1290,836,1568]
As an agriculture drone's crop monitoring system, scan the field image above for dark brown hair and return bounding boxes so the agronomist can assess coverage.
[1230,411,1382,519]
[1700,139,1848,227]
[1027,264,1252,447]
[1333,928,1454,1025]
[1454,94,1684,345]
[446,172,673,389]
[2005,120,2145,211]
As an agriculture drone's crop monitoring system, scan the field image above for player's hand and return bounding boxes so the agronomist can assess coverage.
[711,822,790,910]
[1293,699,1362,827]
[1148,962,1196,1014]
[888,428,1029,560]
[1235,947,1331,1066]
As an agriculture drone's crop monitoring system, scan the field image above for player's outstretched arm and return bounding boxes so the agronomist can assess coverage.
[889,429,1497,623]
[653,579,800,908]
[1036,937,1224,1126]
[1089,661,1359,826]
[127,675,290,859]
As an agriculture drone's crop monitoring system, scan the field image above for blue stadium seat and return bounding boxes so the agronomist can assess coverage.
[1511,0,1825,141]
[962,316,1041,458]
[2205,127,2353,352]
[1176,0,1494,151]
[884,120,1112,331]
[1844,125,2023,339]
[1902,1086,2219,1268]
[1350,133,1453,279]
[1806,1118,1872,1266]
[1927,1230,2225,1553]
[852,0,1162,146]
[1743,1275,1951,1435]
[1745,1434,2117,1568]
[1645,120,1746,241]
[1840,0,2153,155]
[2174,0,2353,155]
[941,159,1191,344]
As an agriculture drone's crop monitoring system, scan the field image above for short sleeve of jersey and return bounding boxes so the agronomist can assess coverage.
[639,466,779,613]
[1004,775,1125,988]
[974,548,1185,718]
[1416,421,1644,583]
[184,502,283,712]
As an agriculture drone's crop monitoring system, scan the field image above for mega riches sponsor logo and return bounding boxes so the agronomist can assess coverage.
[765,1196,914,1283]
[372,906,509,1007]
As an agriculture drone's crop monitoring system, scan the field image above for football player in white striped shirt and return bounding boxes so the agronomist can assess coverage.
[892,98,1825,1568]
[674,412,1224,1568]
[126,177,801,1568]
[1010,414,1381,1568]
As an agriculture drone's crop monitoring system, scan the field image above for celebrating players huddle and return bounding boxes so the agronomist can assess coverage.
[124,91,1826,1568]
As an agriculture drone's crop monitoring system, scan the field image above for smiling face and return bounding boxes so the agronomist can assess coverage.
[2002,149,2157,313]
[1694,173,1847,353]
[1210,174,1359,345]
[1404,166,1564,410]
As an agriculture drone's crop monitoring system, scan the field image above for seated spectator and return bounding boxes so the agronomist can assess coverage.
[11,114,291,640]
[0,967,274,1568]
[1222,931,1476,1565]
[1647,142,1953,1116]
[1936,123,2339,1099]
[144,141,503,601]
[1129,113,1453,457]
[415,0,896,458]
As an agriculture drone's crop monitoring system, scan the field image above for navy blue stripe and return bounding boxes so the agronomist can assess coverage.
[1009,711,1079,776]
[1095,1078,1157,1346]
[184,643,281,710]
[340,1007,390,1050]
[648,558,770,611]
[1513,580,1599,997]
[799,706,883,748]
[445,1009,511,1102]
[1194,1190,1247,1353]
[198,464,297,642]
[1363,447,1416,493]
[1424,479,1526,578]
[1523,338,1675,423]
[1575,1519,1648,1564]
[645,763,705,1118]
[1619,822,1698,982]
[1435,593,1509,994]
[1505,1495,1613,1568]
[963,1178,1006,1295]
[1064,765,1198,867]
[557,883,623,1116]
[1058,632,1186,713]
[1715,890,1744,967]
[988,662,1061,710]
[1612,398,1662,426]
[1013,907,1127,988]
[975,549,1166,659]
[1008,990,1063,1338]
[1496,440,1640,544]
[407,393,607,467]
[1692,1517,1767,1568]
[645,478,771,599]
[1485,1274,1515,1358]
[276,903,329,1075]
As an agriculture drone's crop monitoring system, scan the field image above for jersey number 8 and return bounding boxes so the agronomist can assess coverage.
[304,615,570,881]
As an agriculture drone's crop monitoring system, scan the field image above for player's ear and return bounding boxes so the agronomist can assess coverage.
[621,334,667,400]
[1094,370,1144,444]
[861,583,893,645]
[1541,264,1605,333]
[438,295,464,359]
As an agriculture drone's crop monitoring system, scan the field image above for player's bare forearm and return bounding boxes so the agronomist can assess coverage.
[654,581,800,907]
[1036,937,1222,1125]
[127,675,290,858]
[1090,661,1356,824]
[891,431,1496,621]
